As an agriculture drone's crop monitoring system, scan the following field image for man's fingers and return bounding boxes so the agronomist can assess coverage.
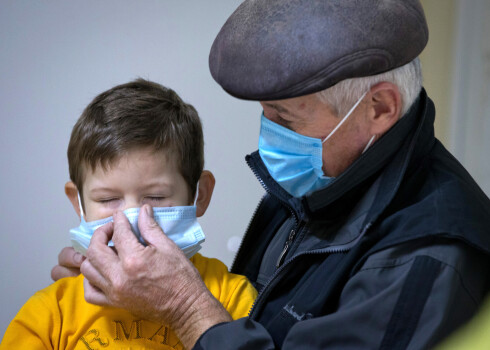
[80,258,112,296]
[50,265,81,281]
[83,278,111,306]
[51,246,84,281]
[86,221,119,268]
[137,204,169,246]
[84,221,124,297]
[58,246,85,268]
[111,211,146,257]
[90,221,115,246]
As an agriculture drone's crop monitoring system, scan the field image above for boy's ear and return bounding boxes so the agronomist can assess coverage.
[195,170,215,217]
[65,181,81,219]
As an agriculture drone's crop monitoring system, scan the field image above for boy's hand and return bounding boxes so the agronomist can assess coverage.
[51,247,85,281]
[81,204,232,349]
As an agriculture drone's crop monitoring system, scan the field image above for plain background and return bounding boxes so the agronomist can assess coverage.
[1,0,489,340]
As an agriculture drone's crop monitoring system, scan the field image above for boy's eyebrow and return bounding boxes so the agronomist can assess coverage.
[88,182,173,195]
[139,182,173,191]
[88,187,118,194]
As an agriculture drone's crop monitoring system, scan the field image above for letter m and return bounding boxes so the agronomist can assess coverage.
[113,320,143,341]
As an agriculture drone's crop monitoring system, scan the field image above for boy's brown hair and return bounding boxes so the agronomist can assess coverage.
[68,79,204,205]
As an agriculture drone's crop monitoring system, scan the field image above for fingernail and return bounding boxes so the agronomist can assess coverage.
[74,252,83,264]
[145,205,153,218]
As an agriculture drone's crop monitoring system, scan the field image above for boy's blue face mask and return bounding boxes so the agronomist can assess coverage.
[70,195,205,258]
[258,92,373,198]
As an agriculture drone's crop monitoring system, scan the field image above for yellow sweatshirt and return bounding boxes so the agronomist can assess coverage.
[0,253,257,350]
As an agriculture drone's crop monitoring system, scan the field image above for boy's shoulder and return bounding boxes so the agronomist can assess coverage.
[33,274,85,304]
[190,253,230,279]
[18,275,91,319]
[190,253,257,319]
[190,253,253,288]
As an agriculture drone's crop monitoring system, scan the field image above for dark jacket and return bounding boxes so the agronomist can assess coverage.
[195,90,490,350]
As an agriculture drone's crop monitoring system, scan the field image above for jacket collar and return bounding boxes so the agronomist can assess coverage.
[305,90,430,216]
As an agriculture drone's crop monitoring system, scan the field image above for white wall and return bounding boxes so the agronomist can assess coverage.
[420,0,490,198]
[419,0,456,145]
[0,1,265,337]
[449,0,490,197]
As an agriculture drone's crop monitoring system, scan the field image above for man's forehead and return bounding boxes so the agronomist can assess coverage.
[261,94,322,113]
[262,102,290,114]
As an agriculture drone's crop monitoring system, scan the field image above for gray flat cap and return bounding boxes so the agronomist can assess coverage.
[209,0,428,101]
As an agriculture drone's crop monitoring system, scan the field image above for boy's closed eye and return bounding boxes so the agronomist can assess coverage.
[98,198,118,203]
[96,196,169,205]
[144,196,167,204]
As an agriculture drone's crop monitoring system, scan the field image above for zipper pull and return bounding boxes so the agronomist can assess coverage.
[276,229,296,268]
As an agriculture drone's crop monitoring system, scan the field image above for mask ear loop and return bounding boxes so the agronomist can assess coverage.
[193,181,200,206]
[362,134,377,154]
[322,91,368,144]
[77,192,85,218]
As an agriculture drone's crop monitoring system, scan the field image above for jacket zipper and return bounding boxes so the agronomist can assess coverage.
[249,221,373,318]
[276,229,296,268]
[244,153,378,316]
[245,156,301,262]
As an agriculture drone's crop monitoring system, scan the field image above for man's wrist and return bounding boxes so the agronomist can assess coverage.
[173,289,233,349]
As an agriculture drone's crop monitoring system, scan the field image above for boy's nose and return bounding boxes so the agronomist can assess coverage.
[122,198,141,211]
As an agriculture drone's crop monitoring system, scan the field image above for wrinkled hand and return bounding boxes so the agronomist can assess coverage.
[81,204,232,348]
[51,246,85,281]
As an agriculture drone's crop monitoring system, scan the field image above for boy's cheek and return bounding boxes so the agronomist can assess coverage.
[85,203,115,222]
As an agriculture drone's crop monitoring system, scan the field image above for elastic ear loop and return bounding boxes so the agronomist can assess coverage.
[362,134,377,154]
[322,91,368,144]
[193,181,200,206]
[77,192,85,218]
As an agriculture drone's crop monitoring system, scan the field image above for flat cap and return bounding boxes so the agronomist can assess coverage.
[209,0,428,101]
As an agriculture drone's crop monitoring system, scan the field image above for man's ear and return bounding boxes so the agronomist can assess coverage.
[65,181,81,219]
[195,170,215,217]
[366,82,402,136]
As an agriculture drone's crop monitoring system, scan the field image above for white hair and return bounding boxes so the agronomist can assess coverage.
[316,58,423,117]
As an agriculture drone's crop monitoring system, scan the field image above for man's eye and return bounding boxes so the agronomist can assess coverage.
[277,114,287,122]
[276,115,293,128]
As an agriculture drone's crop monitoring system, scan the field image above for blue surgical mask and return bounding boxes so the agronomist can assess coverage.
[259,92,373,197]
[70,194,205,258]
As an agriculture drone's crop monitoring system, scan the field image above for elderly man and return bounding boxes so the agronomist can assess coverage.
[53,0,490,349]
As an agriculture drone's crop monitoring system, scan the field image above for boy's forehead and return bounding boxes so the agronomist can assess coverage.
[89,147,176,169]
[81,147,181,182]
[80,148,191,198]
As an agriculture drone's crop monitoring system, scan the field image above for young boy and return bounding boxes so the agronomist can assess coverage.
[0,79,257,350]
